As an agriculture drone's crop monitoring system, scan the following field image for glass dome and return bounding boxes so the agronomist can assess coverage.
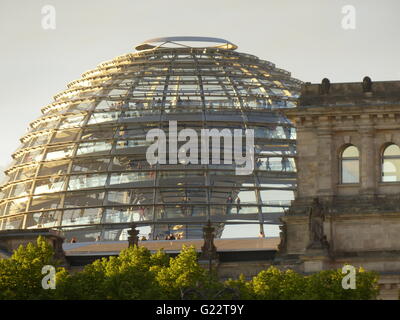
[0,37,302,241]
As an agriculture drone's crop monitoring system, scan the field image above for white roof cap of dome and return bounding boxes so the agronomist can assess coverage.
[135,36,238,51]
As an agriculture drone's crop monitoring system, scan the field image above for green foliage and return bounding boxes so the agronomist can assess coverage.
[249,267,307,300]
[0,239,380,300]
[56,245,167,299]
[229,266,379,300]
[224,274,253,299]
[302,267,379,300]
[0,236,65,299]
[154,245,215,299]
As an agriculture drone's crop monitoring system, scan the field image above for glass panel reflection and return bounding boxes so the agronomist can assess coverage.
[61,208,102,225]
[341,145,360,184]
[68,174,107,190]
[26,210,60,228]
[382,144,400,182]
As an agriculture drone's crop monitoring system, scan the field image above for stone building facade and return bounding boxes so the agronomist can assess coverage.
[279,78,400,299]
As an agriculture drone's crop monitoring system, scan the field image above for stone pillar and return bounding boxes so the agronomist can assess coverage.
[359,126,376,196]
[199,220,218,272]
[317,123,334,197]
[200,220,218,260]
[295,126,318,198]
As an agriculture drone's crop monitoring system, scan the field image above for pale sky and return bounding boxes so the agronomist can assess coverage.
[1,0,399,237]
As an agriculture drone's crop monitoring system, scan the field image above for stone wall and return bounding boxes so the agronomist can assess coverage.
[216,260,274,280]
[280,79,400,299]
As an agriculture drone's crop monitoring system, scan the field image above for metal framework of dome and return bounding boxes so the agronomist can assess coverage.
[0,37,302,241]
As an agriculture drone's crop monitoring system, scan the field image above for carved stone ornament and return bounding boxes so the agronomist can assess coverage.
[127,223,140,247]
[307,198,329,250]
[320,78,330,95]
[278,221,288,253]
[362,76,372,93]
[200,220,218,260]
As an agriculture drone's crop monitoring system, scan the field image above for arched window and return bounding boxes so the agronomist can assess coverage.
[341,145,359,184]
[382,144,400,182]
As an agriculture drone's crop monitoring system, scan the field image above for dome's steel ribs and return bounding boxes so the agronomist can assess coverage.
[0,37,301,241]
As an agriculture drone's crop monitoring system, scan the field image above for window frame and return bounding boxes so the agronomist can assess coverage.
[381,143,400,183]
[340,145,360,184]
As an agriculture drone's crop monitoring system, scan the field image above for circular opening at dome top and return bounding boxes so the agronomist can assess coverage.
[135,36,238,51]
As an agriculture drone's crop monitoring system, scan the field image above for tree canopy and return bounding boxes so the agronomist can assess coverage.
[0,237,380,300]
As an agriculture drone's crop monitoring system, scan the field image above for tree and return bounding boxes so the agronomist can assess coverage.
[249,266,306,300]
[224,274,253,300]
[154,245,211,299]
[56,245,168,300]
[303,267,379,300]
[0,238,380,300]
[227,266,379,300]
[0,236,65,299]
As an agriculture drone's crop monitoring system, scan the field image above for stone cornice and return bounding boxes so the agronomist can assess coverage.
[286,195,400,217]
[285,108,400,129]
[284,80,400,127]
